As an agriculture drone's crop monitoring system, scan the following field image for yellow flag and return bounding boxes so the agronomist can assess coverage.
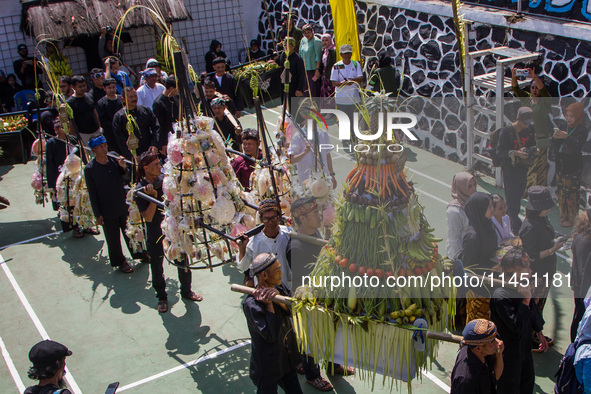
[329,0,361,62]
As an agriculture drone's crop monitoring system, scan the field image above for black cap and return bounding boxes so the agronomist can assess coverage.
[29,340,72,366]
[17,44,27,51]
[525,186,555,211]
[517,106,533,126]
[242,128,259,141]
[250,39,259,47]
[212,57,226,66]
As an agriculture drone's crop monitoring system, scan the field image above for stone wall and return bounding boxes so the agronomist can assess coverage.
[257,0,591,166]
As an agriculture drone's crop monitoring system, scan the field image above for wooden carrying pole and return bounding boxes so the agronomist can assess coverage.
[230,284,462,344]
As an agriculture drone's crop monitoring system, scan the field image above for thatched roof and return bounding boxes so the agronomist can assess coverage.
[21,0,191,40]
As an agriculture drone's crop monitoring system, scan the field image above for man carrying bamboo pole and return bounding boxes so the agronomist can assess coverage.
[85,136,147,273]
[242,253,302,394]
[238,199,292,290]
[135,151,203,313]
[451,319,504,393]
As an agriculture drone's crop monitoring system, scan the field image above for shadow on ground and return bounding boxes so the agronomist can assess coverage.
[0,218,60,248]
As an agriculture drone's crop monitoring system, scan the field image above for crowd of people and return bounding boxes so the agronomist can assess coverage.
[5,11,591,394]
[446,175,591,392]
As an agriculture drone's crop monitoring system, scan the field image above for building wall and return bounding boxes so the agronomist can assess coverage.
[0,0,258,83]
[256,0,591,166]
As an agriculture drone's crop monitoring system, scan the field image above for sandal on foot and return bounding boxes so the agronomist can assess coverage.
[118,262,134,273]
[83,227,100,235]
[296,365,305,375]
[182,292,203,302]
[73,228,84,238]
[157,299,168,313]
[329,364,355,376]
[306,377,333,392]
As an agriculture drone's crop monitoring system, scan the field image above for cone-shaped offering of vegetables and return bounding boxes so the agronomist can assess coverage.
[292,115,454,391]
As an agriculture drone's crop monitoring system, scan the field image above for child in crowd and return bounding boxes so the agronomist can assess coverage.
[491,193,515,246]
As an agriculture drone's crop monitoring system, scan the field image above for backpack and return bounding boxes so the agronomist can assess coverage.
[554,338,591,394]
[487,127,503,167]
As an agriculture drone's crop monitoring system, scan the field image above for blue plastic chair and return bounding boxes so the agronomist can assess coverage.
[13,90,36,111]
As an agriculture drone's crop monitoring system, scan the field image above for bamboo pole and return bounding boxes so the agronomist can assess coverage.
[230,284,463,344]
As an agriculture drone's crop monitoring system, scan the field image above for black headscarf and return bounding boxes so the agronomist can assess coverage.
[377,52,392,68]
[209,40,222,53]
[464,192,498,259]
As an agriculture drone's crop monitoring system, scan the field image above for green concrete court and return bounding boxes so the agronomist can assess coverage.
[0,101,575,393]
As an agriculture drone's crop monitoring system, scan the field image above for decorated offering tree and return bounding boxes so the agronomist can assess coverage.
[292,95,454,390]
[160,116,247,269]
[55,153,95,229]
[125,189,147,254]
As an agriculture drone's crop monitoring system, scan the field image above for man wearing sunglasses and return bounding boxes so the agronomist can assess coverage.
[88,68,106,104]
[238,199,292,291]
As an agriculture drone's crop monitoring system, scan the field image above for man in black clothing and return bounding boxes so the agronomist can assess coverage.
[290,197,323,275]
[112,87,159,160]
[84,136,145,273]
[242,253,303,394]
[24,340,73,394]
[66,75,101,146]
[88,68,106,104]
[289,197,353,390]
[96,78,123,153]
[211,97,242,151]
[200,79,237,116]
[496,107,537,234]
[277,37,305,109]
[152,76,179,154]
[13,44,40,90]
[58,75,73,101]
[40,92,59,136]
[135,152,203,313]
[277,11,303,52]
[490,247,547,394]
[46,119,78,233]
[249,39,266,60]
[210,57,244,118]
[451,319,504,393]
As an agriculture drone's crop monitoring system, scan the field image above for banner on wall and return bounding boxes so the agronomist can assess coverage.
[329,0,361,61]
[464,0,591,23]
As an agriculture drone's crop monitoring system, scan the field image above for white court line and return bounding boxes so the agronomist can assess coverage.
[416,190,450,205]
[0,253,82,394]
[117,340,251,392]
[421,369,451,393]
[0,231,63,251]
[260,105,281,115]
[0,336,25,393]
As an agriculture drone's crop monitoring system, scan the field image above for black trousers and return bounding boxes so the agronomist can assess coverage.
[149,241,192,300]
[496,351,534,394]
[256,369,303,394]
[102,215,143,267]
[502,164,528,234]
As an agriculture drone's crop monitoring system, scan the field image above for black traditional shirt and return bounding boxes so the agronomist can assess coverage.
[451,346,497,394]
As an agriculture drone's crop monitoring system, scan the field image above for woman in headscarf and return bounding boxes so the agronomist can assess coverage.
[204,40,227,74]
[461,192,498,322]
[446,171,477,260]
[368,52,401,97]
[319,33,336,98]
[553,102,589,227]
